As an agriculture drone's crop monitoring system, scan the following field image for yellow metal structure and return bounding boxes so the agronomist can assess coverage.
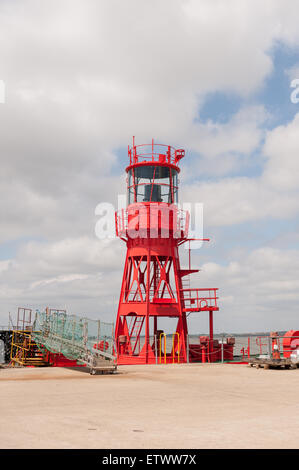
[159,332,167,364]
[10,330,46,367]
[172,332,180,363]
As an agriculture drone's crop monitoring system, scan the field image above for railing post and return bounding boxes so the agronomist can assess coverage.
[172,333,180,363]
[154,334,158,364]
[268,335,272,358]
[186,334,189,363]
[221,336,224,363]
[83,321,88,351]
[60,315,65,354]
[97,320,101,348]
[159,332,166,364]
[72,318,75,348]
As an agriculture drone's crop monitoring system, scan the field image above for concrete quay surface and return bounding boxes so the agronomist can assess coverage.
[0,363,298,449]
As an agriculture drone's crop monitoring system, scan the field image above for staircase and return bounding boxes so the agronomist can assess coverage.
[11,331,49,367]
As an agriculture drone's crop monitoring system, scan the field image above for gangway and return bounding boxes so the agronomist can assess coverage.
[32,310,117,374]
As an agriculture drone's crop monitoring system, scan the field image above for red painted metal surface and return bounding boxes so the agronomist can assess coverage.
[115,138,219,364]
[283,330,299,358]
[46,352,81,367]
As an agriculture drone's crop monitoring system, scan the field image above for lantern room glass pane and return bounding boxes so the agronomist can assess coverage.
[127,166,178,204]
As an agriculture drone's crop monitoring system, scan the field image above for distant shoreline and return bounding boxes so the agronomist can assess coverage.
[190,331,287,337]
[133,331,288,338]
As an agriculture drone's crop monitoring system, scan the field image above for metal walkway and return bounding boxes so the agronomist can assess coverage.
[32,310,117,374]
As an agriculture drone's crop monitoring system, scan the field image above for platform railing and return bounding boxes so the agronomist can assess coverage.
[251,334,299,360]
[181,288,219,312]
[115,333,299,365]
[200,334,299,363]
[115,206,189,240]
[128,142,185,167]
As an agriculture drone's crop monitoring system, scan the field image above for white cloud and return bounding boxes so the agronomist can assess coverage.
[183,112,299,226]
[0,237,124,323]
[181,105,268,177]
[263,113,299,190]
[188,246,299,332]
[1,1,299,329]
[1,0,298,242]
[285,64,299,81]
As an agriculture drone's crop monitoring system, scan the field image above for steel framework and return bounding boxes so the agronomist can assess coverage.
[115,138,219,364]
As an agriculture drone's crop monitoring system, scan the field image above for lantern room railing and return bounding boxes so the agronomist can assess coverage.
[128,140,185,167]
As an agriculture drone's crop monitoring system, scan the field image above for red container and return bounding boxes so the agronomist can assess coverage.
[283,330,299,358]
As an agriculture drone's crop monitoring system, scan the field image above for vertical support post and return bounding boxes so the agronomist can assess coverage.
[268,335,272,358]
[186,334,189,363]
[209,309,214,362]
[17,308,20,330]
[111,322,114,357]
[209,310,214,341]
[145,245,151,363]
[97,320,100,346]
[154,316,158,364]
[164,334,166,364]
[202,345,206,363]
[152,138,154,161]
[72,318,75,348]
[221,336,224,363]
[154,317,157,336]
[172,333,180,363]
[60,315,65,354]
[159,333,166,364]
[83,321,88,351]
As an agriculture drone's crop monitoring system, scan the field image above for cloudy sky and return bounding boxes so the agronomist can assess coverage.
[1,0,299,333]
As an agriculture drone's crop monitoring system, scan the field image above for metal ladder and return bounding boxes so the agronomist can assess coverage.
[181,274,191,300]
[129,316,145,354]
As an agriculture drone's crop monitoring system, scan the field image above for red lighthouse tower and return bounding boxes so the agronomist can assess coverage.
[115,138,219,364]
